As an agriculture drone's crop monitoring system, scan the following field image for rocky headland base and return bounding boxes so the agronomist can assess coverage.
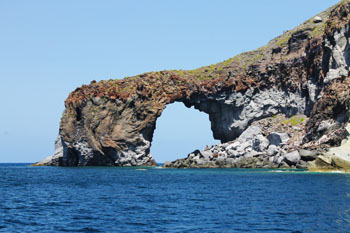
[36,0,350,172]
[163,115,350,171]
[163,114,312,169]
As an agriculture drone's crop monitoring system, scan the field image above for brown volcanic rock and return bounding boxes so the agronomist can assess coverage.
[36,0,350,166]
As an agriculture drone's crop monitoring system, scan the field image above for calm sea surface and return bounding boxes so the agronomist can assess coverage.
[1,164,350,232]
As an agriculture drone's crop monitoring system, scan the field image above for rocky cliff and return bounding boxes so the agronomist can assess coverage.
[36,0,350,170]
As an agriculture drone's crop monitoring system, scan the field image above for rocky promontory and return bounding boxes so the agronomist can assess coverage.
[36,0,350,171]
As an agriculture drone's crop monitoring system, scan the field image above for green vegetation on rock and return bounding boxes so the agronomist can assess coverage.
[282,116,305,126]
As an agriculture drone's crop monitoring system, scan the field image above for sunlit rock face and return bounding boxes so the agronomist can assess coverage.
[36,1,350,167]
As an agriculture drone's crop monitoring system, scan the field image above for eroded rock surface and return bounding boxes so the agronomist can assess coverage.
[36,1,350,169]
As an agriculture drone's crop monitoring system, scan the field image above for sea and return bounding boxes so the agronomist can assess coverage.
[0,163,350,232]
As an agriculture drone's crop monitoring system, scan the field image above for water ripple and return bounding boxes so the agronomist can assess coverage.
[0,165,350,232]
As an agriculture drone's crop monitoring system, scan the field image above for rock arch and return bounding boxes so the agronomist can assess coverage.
[40,75,307,166]
[150,102,219,163]
[36,1,350,166]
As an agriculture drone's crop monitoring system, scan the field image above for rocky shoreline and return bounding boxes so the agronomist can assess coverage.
[163,114,320,169]
[163,115,350,171]
[162,143,322,170]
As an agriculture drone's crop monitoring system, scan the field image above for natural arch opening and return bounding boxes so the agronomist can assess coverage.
[151,102,219,163]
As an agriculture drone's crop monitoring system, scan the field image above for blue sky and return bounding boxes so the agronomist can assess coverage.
[0,0,340,163]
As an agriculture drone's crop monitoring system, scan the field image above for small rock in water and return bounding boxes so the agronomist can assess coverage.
[163,161,172,167]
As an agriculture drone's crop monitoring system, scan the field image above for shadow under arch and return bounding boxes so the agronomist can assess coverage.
[151,102,219,163]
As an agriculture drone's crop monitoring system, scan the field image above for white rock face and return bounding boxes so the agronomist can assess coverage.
[115,134,154,166]
[72,139,94,164]
[284,151,301,165]
[324,26,350,84]
[34,136,65,166]
[196,88,306,142]
[238,126,262,141]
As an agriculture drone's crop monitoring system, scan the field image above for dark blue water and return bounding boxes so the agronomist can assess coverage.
[1,164,350,232]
